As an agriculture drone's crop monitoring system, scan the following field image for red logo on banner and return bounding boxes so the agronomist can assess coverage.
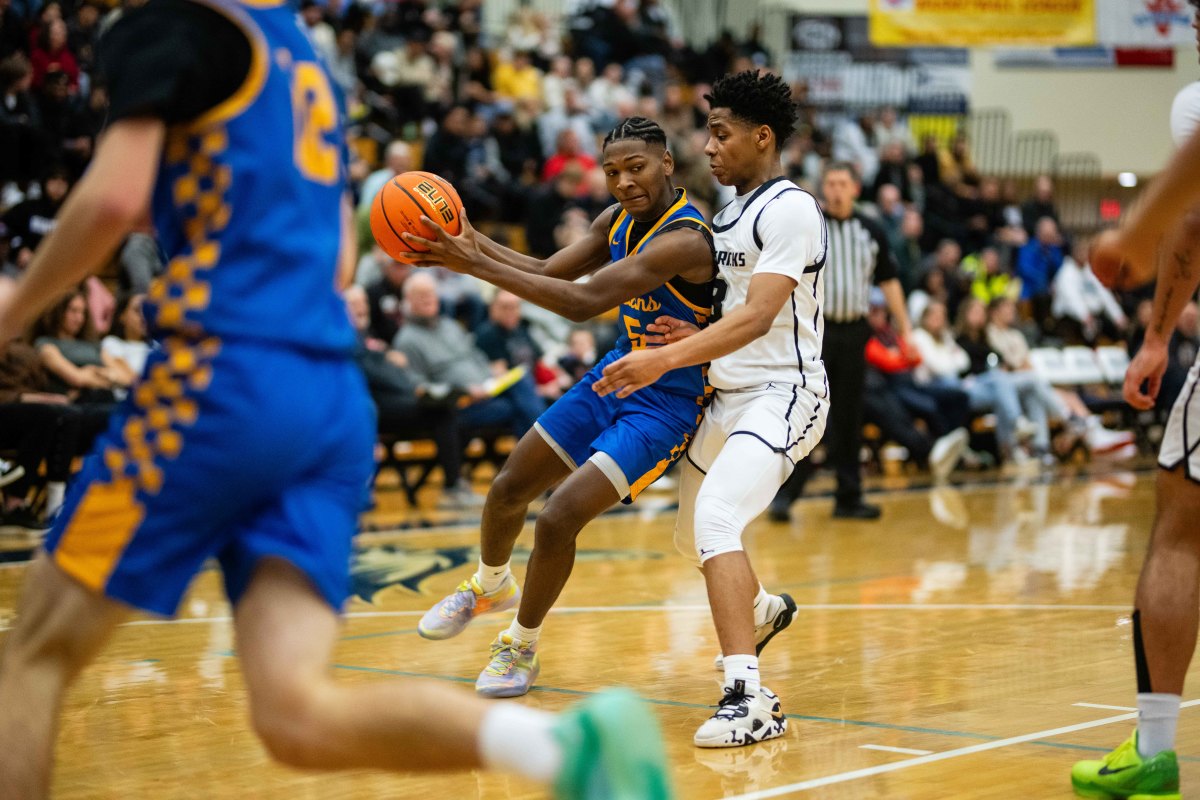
[1146,0,1184,36]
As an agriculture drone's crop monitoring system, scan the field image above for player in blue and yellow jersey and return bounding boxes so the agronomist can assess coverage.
[406,117,716,698]
[0,5,670,799]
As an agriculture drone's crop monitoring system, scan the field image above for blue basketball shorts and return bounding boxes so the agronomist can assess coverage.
[43,336,376,616]
[534,348,704,502]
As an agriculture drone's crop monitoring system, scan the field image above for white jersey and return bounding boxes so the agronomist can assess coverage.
[707,176,828,394]
[1171,81,1200,147]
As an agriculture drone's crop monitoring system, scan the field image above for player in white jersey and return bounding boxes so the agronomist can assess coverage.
[596,70,828,748]
[1070,11,1200,794]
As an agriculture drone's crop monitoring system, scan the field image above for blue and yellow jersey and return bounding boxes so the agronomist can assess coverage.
[146,0,354,354]
[608,188,714,397]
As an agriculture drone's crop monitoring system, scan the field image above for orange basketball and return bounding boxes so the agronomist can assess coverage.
[369,170,464,261]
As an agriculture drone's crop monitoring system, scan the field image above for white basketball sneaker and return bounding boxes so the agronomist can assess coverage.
[714,593,796,669]
[694,683,788,748]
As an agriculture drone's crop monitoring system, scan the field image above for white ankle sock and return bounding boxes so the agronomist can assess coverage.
[1137,692,1181,758]
[507,619,542,645]
[722,654,760,695]
[475,559,510,593]
[752,585,773,627]
[478,703,563,784]
[45,482,65,516]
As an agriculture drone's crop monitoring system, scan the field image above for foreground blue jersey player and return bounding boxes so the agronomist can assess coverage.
[0,3,670,798]
[405,116,717,699]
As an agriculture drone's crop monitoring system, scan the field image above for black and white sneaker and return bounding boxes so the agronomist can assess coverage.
[0,458,25,489]
[0,506,47,537]
[714,592,797,669]
[694,683,787,748]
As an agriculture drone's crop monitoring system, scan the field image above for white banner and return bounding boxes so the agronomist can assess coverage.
[1097,0,1194,46]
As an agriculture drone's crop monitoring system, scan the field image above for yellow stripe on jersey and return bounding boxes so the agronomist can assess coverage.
[628,190,690,257]
[664,280,711,317]
[609,209,629,246]
[54,479,146,592]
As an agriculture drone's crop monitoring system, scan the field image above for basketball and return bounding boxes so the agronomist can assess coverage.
[370,170,464,261]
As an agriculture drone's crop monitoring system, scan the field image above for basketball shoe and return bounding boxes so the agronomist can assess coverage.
[694,683,787,748]
[714,593,797,669]
[417,575,519,640]
[476,632,539,697]
[1071,731,1180,798]
[553,689,673,800]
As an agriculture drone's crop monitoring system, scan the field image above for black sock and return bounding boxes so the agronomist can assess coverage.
[1134,609,1153,694]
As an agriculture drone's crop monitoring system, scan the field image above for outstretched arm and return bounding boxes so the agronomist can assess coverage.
[404,210,708,322]
[593,272,795,398]
[0,118,164,342]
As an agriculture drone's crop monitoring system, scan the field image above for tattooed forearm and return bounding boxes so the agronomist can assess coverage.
[1174,248,1193,280]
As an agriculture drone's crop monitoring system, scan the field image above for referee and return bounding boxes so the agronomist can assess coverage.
[770,162,913,521]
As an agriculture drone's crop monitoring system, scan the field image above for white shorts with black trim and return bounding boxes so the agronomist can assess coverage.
[686,382,827,473]
[1159,357,1200,478]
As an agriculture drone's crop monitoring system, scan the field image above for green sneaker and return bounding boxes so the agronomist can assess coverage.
[1071,731,1180,799]
[553,689,673,800]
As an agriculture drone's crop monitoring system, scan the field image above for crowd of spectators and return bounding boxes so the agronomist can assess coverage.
[0,0,1181,523]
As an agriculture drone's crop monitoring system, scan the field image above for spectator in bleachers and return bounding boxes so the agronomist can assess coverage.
[965,246,1018,306]
[558,326,598,387]
[915,300,1025,464]
[1051,237,1128,345]
[100,292,150,382]
[870,141,911,203]
[344,285,479,509]
[874,106,915,155]
[914,133,942,188]
[1016,216,1065,326]
[3,164,68,267]
[115,218,162,295]
[893,208,926,293]
[585,61,634,120]
[1021,174,1060,239]
[32,287,131,403]
[985,296,1065,459]
[358,140,411,215]
[0,52,45,188]
[863,296,970,479]
[364,251,412,344]
[492,48,542,106]
[538,86,597,165]
[459,46,496,109]
[394,273,543,438]
[29,17,75,92]
[541,54,577,112]
[490,106,543,188]
[833,113,878,187]
[299,0,336,64]
[475,291,562,402]
[525,161,585,258]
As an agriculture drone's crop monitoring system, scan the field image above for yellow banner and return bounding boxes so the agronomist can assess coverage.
[869,0,1095,47]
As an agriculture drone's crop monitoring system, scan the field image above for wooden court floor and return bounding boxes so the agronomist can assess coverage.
[0,466,1185,799]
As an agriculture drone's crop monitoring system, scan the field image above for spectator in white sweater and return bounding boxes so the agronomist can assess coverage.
[913,300,1026,462]
[1051,238,1128,345]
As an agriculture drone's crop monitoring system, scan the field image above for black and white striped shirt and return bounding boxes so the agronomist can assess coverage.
[823,211,897,323]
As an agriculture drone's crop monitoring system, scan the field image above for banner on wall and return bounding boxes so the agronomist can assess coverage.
[869,0,1096,47]
[1095,0,1194,46]
[786,15,970,113]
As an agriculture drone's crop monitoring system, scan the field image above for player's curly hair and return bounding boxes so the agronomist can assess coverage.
[602,116,668,150]
[704,70,798,151]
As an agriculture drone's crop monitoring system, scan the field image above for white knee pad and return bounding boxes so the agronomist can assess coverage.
[693,492,745,564]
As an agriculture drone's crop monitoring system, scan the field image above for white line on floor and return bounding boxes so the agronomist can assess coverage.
[1073,702,1137,711]
[859,744,934,756]
[0,602,1131,632]
[722,700,1200,800]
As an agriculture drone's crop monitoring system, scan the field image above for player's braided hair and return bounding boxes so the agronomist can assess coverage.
[602,116,668,150]
[704,70,798,151]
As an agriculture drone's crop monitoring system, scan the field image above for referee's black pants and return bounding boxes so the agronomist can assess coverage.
[775,318,870,508]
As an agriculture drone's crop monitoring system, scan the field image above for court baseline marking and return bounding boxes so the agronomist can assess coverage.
[721,700,1200,800]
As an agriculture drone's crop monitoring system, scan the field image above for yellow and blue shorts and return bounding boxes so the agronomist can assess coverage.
[43,337,375,616]
[535,348,703,502]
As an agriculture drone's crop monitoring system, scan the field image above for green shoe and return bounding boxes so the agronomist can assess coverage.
[553,689,674,800]
[1071,731,1180,799]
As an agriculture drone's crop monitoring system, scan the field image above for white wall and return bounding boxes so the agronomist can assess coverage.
[968,47,1197,175]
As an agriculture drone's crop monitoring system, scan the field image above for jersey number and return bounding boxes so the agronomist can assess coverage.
[710,278,728,323]
[291,62,338,185]
[625,316,646,350]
